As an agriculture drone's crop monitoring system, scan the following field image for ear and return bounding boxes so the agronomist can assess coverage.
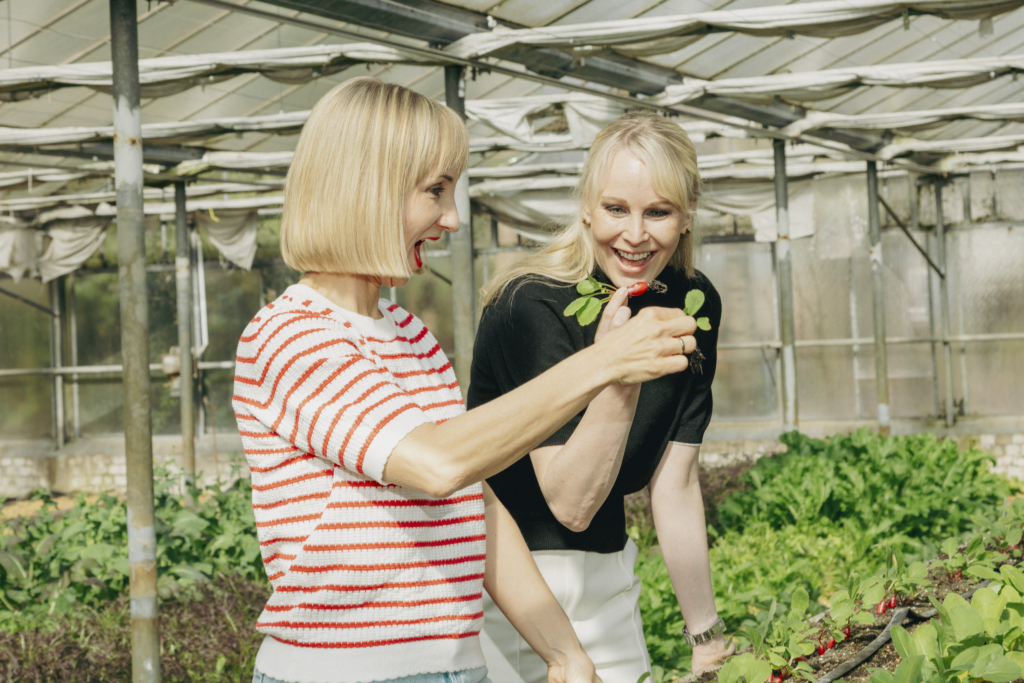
[581,207,592,226]
[682,199,698,234]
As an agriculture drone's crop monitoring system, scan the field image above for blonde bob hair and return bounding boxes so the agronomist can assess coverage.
[281,77,468,278]
[481,111,701,307]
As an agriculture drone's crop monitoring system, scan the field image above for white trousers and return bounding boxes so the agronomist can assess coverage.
[480,538,650,683]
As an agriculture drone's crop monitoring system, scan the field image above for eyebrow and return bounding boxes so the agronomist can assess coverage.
[600,195,674,207]
[440,175,453,183]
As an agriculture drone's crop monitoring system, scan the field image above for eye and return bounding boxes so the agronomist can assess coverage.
[604,205,626,215]
[646,208,671,218]
[429,185,445,197]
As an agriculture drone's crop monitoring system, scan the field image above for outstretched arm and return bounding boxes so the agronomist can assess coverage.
[649,443,734,673]
[529,288,697,532]
[483,483,602,683]
[385,295,696,498]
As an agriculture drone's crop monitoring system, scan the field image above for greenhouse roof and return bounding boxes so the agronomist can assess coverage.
[1,0,1024,270]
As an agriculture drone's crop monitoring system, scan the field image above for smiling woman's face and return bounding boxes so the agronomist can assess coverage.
[399,171,459,284]
[582,149,687,289]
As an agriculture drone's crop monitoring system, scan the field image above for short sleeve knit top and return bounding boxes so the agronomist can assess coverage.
[467,266,721,554]
[233,284,486,683]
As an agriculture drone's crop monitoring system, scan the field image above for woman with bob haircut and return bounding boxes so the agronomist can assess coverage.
[468,111,734,683]
[233,79,699,683]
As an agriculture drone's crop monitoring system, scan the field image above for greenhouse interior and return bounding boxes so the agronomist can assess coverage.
[1,0,1024,681]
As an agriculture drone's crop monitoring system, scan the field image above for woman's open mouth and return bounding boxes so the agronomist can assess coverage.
[414,240,424,268]
[613,248,655,273]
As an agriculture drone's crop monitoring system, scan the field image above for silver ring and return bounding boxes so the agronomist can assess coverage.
[680,337,686,355]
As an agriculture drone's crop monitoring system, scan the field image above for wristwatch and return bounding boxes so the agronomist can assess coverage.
[682,616,726,646]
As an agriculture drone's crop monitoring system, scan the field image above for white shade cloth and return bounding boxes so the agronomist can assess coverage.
[650,55,1024,105]
[445,0,1021,59]
[0,44,449,101]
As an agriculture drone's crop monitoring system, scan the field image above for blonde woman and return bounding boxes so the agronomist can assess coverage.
[468,112,734,683]
[233,81,699,683]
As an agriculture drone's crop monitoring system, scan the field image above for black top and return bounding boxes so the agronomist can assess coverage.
[467,266,722,553]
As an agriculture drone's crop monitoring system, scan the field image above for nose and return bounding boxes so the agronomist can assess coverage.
[622,212,647,246]
[438,192,460,234]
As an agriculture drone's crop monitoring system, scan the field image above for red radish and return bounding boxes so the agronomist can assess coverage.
[956,569,963,580]
[827,637,836,649]
[888,596,898,609]
[818,644,827,656]
[843,626,851,638]
[795,657,807,663]
[627,282,648,296]
[876,600,887,615]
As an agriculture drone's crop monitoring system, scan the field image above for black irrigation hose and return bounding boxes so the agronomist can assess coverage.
[813,580,994,683]
[813,608,909,683]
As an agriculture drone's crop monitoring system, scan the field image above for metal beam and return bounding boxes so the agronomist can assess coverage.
[866,161,891,436]
[772,140,797,431]
[110,0,161,680]
[175,182,196,504]
[446,65,475,390]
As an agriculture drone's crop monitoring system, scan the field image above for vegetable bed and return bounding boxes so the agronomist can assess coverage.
[631,429,1016,681]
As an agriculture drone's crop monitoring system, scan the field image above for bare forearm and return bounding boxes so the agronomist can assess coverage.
[651,480,719,632]
[534,385,639,531]
[386,346,611,496]
[483,485,586,667]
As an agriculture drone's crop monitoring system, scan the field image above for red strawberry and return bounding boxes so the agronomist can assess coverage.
[627,282,648,297]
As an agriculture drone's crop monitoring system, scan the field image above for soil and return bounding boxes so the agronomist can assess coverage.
[0,573,270,683]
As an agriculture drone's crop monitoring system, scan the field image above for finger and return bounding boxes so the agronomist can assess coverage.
[595,286,630,339]
[660,314,698,338]
[678,334,697,355]
[611,305,632,329]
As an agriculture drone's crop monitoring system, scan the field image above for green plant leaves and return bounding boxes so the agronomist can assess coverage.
[696,317,711,331]
[577,277,600,295]
[578,297,602,326]
[684,289,705,316]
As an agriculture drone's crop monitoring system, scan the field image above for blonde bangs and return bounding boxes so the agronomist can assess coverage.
[281,77,468,278]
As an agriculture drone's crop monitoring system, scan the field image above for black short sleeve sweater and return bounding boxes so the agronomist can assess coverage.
[467,266,722,553]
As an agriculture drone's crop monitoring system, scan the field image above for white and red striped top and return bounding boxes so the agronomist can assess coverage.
[232,284,486,683]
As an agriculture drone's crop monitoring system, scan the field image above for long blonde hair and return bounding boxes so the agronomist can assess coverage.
[480,111,701,307]
[281,77,468,278]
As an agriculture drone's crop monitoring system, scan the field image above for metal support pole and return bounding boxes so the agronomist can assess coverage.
[69,274,81,439]
[49,277,67,447]
[934,181,956,428]
[110,0,161,680]
[772,140,798,431]
[917,180,941,418]
[445,65,475,390]
[174,182,195,502]
[866,162,891,436]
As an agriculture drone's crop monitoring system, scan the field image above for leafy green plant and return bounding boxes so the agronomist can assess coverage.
[718,430,1011,556]
[0,467,263,629]
[739,588,817,681]
[877,583,1024,683]
[717,652,772,683]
